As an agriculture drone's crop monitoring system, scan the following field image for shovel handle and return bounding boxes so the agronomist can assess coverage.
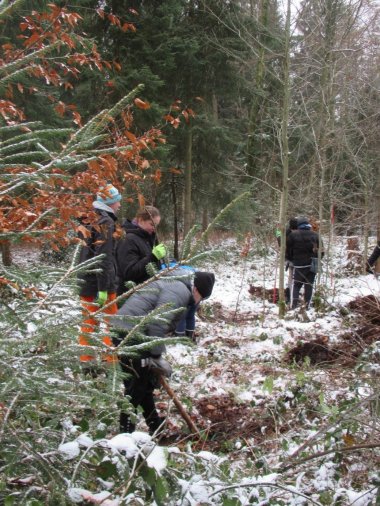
[159,376,200,435]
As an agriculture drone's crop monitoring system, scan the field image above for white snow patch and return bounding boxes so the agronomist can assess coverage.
[107,434,138,458]
[58,441,80,460]
[312,462,336,491]
[61,418,78,434]
[197,450,220,463]
[146,445,167,472]
[27,322,37,334]
[68,488,119,505]
[76,434,94,448]
[130,431,152,445]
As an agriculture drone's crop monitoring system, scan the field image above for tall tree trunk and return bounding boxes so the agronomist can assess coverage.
[306,0,338,205]
[316,0,338,284]
[375,168,380,273]
[183,125,193,237]
[362,184,369,273]
[1,240,12,266]
[171,173,179,260]
[278,0,291,318]
[246,0,269,177]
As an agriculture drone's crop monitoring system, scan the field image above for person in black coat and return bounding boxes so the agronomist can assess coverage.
[366,241,380,273]
[77,184,121,362]
[276,217,299,303]
[286,217,322,309]
[116,206,167,294]
[111,269,215,435]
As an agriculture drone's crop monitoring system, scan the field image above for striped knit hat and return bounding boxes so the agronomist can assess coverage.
[96,184,121,205]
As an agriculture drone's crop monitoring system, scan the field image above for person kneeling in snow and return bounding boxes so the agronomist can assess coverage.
[111,270,215,435]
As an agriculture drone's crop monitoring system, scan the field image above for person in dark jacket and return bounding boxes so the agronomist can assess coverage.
[366,241,380,274]
[116,206,167,295]
[111,269,215,434]
[284,217,299,303]
[276,217,299,303]
[77,184,121,362]
[286,216,322,309]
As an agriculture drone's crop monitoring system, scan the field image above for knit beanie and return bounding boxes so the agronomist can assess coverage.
[297,216,309,226]
[96,184,121,205]
[194,272,215,299]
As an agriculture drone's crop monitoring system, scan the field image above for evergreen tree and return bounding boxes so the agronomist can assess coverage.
[68,0,250,235]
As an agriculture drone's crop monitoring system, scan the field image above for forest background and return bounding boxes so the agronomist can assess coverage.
[0,0,379,504]
[1,0,379,261]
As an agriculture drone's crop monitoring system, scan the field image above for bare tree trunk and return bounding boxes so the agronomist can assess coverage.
[211,92,218,121]
[278,0,291,318]
[183,125,193,237]
[246,0,269,177]
[1,240,12,266]
[363,183,370,273]
[202,208,208,231]
[375,170,380,273]
[171,174,179,260]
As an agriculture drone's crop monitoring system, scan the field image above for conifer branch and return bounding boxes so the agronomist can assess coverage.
[0,0,28,19]
[0,40,62,77]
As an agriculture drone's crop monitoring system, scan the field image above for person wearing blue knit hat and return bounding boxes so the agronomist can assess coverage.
[77,183,122,363]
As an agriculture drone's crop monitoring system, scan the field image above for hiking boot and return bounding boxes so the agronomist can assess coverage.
[120,413,136,433]
[147,416,166,437]
[185,330,197,344]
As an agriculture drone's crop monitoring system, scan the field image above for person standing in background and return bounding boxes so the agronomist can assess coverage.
[77,183,121,363]
[276,217,298,304]
[366,240,380,274]
[286,216,322,309]
[116,206,167,295]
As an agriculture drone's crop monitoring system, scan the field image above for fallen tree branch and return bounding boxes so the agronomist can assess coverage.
[279,442,380,472]
[208,481,323,505]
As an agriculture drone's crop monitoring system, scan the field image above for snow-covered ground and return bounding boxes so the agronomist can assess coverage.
[7,235,380,505]
[159,236,379,504]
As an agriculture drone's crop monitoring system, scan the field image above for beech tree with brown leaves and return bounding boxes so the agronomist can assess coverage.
[0,4,171,262]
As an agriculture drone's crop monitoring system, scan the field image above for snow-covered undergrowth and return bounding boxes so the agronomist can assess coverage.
[0,236,379,505]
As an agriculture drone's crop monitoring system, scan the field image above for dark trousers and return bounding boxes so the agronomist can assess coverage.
[120,358,161,433]
[291,267,316,309]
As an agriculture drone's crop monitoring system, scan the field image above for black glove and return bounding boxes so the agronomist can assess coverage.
[141,356,172,378]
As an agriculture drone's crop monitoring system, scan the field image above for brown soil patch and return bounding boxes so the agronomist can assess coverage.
[198,301,255,325]
[193,394,275,445]
[249,285,278,303]
[286,336,339,365]
[347,295,380,323]
[287,295,380,367]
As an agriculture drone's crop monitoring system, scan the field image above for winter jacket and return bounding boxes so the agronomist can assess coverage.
[116,219,160,294]
[77,201,119,297]
[276,225,297,249]
[111,273,194,357]
[286,229,322,267]
[367,241,380,271]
